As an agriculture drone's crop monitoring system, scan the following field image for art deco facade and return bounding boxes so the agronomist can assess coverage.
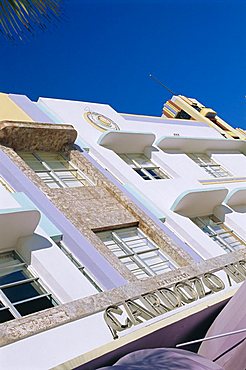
[0,92,245,369]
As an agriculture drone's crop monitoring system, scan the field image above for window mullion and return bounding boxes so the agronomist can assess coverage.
[111,232,133,256]
[13,293,52,306]
[0,290,21,319]
[205,226,218,236]
[112,232,154,277]
[34,152,66,188]
[141,168,152,180]
[0,262,26,271]
[132,254,154,276]
[45,165,67,188]
[213,235,235,252]
[131,159,141,169]
[0,277,39,290]
[136,247,159,255]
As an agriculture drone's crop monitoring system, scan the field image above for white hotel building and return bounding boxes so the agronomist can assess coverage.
[0,92,245,369]
[39,94,246,262]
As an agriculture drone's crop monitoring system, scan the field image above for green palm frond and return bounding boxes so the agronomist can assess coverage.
[0,0,61,39]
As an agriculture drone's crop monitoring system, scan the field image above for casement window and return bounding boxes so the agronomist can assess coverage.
[187,153,231,178]
[96,227,174,279]
[57,241,102,292]
[191,215,245,253]
[0,251,56,324]
[119,153,169,181]
[18,152,93,188]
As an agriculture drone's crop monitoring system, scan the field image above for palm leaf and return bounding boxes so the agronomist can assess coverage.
[0,0,61,39]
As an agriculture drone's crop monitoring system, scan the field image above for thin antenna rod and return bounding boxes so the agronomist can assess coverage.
[149,73,176,95]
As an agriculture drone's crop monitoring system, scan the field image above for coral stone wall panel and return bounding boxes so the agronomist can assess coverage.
[49,186,137,230]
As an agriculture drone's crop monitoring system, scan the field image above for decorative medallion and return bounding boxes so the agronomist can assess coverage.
[84,111,120,131]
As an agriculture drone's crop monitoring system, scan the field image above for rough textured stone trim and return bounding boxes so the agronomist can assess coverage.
[0,120,77,151]
[48,187,138,231]
[0,249,245,348]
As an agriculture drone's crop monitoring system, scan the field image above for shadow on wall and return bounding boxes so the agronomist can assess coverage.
[230,205,246,214]
[213,205,232,222]
[16,233,52,264]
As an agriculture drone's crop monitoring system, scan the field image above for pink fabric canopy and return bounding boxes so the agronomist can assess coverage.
[199,280,246,370]
[98,348,223,370]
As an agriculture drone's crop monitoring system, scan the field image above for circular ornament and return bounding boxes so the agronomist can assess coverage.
[84,111,120,131]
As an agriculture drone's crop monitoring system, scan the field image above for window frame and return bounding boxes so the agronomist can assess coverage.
[187,153,232,178]
[0,250,57,323]
[18,151,94,188]
[119,153,169,181]
[191,215,246,253]
[96,227,174,279]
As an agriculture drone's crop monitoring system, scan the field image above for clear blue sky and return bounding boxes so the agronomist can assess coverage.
[1,0,245,128]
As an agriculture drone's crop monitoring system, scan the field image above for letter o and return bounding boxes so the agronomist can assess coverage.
[202,273,225,292]
[174,282,198,303]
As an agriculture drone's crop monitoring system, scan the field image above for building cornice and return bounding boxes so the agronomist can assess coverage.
[0,120,77,152]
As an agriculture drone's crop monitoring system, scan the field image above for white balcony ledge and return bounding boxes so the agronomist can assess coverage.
[98,131,156,153]
[224,188,246,207]
[171,187,228,217]
[0,208,40,249]
[156,136,246,153]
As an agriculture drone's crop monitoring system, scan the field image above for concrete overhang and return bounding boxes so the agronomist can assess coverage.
[224,188,246,207]
[0,120,77,151]
[98,131,156,153]
[171,187,228,217]
[0,208,40,249]
[156,136,246,153]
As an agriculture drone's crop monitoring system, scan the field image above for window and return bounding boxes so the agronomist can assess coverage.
[96,227,174,279]
[57,241,102,292]
[188,153,232,178]
[191,215,245,253]
[119,153,169,180]
[0,251,56,323]
[18,152,93,188]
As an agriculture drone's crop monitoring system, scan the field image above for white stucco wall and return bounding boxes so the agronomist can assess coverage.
[38,98,246,260]
[0,312,111,370]
[0,184,20,209]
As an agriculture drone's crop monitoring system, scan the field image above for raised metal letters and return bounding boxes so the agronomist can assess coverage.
[156,288,181,310]
[104,305,132,339]
[140,293,168,315]
[104,260,246,339]
[174,281,198,304]
[123,300,155,325]
[202,273,225,292]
